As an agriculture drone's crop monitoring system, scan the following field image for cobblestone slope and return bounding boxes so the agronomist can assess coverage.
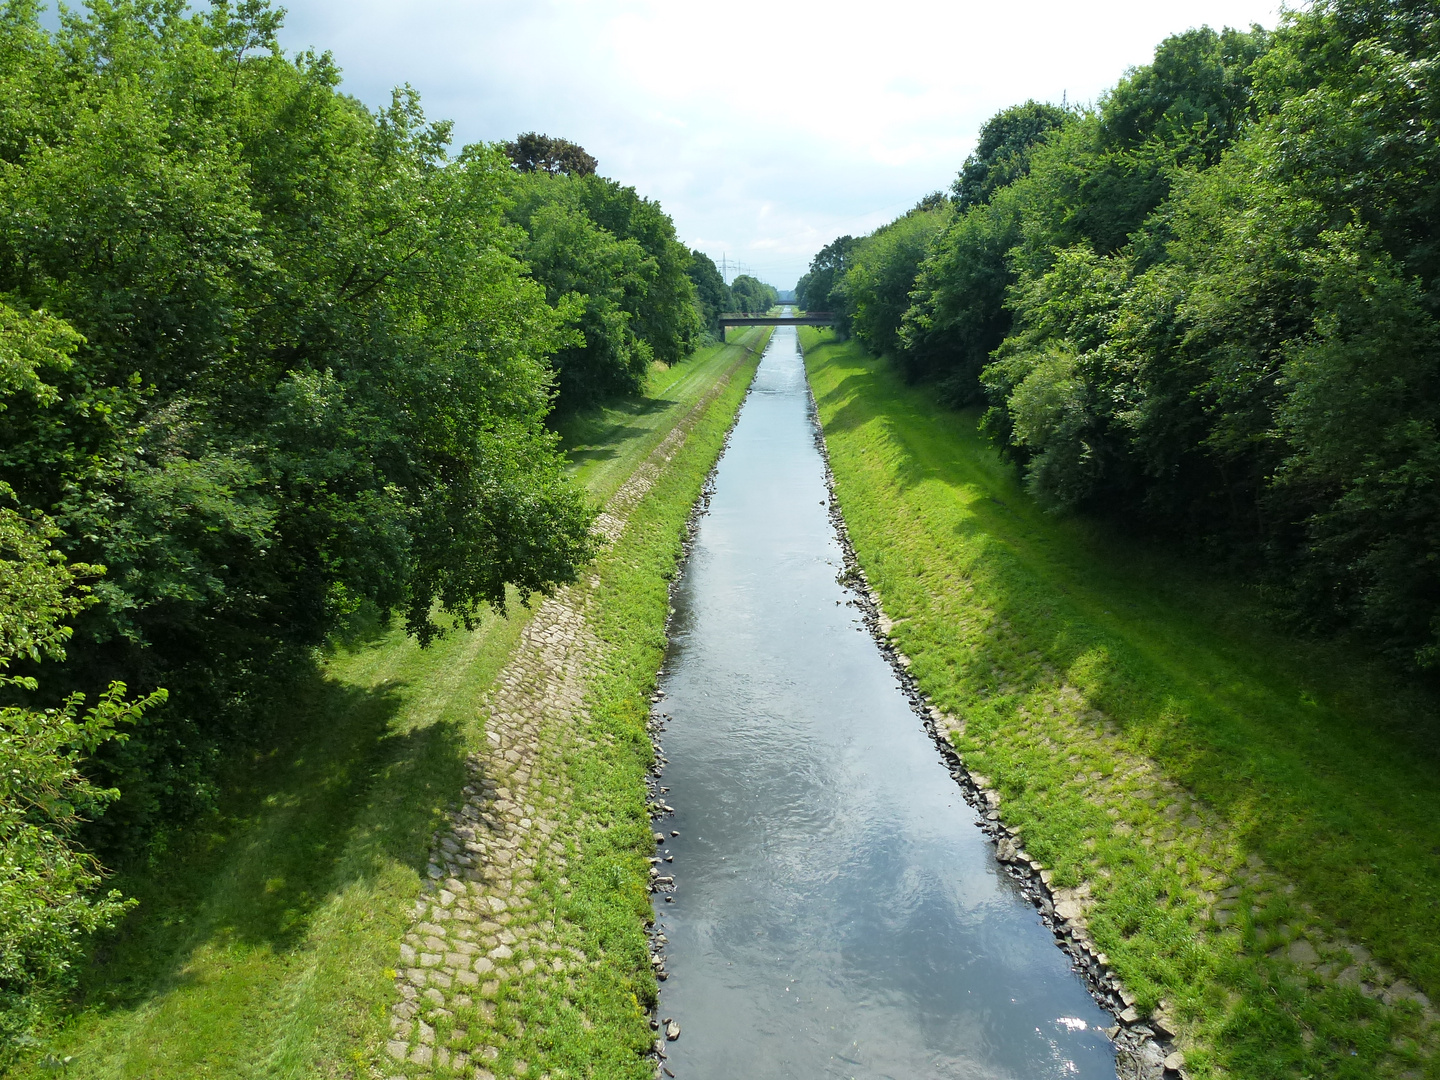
[379,356,750,1080]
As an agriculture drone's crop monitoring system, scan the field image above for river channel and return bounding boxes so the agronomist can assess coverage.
[649,326,1117,1079]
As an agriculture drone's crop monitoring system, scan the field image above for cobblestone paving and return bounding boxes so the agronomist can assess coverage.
[379,360,746,1080]
[856,556,1438,1075]
[931,679,1440,1076]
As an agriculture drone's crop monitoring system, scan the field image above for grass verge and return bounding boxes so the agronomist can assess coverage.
[439,329,768,1078]
[20,330,768,1079]
[802,327,1440,1080]
[556,338,756,503]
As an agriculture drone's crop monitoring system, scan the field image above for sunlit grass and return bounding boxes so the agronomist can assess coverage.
[556,332,768,502]
[22,331,767,1078]
[803,327,1440,1079]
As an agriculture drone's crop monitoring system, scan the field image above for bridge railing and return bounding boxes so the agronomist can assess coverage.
[717,311,838,340]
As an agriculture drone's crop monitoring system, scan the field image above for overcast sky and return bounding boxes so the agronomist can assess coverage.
[273,0,1286,288]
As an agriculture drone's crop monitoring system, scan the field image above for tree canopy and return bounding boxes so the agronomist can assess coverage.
[0,7,720,1042]
[728,275,778,314]
[504,167,702,408]
[952,100,1069,211]
[806,5,1440,670]
[795,236,857,318]
[686,250,733,335]
[502,132,599,177]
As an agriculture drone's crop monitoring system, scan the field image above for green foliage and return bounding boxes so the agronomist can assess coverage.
[974,5,1440,667]
[1271,233,1440,664]
[727,274,777,314]
[502,131,598,177]
[0,0,597,850]
[1100,26,1270,161]
[0,679,164,1061]
[897,189,1023,403]
[685,249,732,336]
[0,477,164,1061]
[795,235,855,315]
[952,100,1070,211]
[505,171,701,409]
[819,3,1438,668]
[805,328,1440,1078]
[8,334,768,1078]
[836,201,951,358]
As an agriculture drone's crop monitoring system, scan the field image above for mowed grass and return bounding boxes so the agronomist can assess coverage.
[466,330,768,1078]
[23,331,768,1079]
[802,328,1440,1079]
[556,335,764,501]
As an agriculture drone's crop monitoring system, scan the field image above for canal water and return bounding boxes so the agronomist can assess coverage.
[650,327,1116,1079]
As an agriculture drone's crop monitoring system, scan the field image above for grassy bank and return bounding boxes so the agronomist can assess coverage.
[441,328,769,1078]
[802,328,1440,1080]
[20,331,768,1078]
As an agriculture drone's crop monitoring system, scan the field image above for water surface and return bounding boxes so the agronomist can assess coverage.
[652,327,1116,1079]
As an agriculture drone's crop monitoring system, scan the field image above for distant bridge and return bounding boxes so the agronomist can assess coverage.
[719,311,836,340]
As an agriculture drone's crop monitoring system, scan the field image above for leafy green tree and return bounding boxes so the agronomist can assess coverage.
[1007,25,1269,276]
[503,132,598,177]
[686,250,732,336]
[979,245,1135,505]
[795,236,855,314]
[838,202,951,357]
[960,6,1440,667]
[515,196,654,405]
[572,177,701,366]
[953,100,1070,211]
[1272,233,1440,663]
[1101,26,1270,159]
[0,299,165,1055]
[0,0,596,846]
[728,274,778,314]
[896,189,1024,402]
[505,170,700,407]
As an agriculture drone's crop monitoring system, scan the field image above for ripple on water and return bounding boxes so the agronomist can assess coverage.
[652,327,1117,1080]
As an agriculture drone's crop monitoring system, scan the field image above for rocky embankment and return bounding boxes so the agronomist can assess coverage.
[802,383,1437,1080]
[377,354,755,1079]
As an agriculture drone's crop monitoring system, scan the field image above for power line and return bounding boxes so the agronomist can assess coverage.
[716,254,758,285]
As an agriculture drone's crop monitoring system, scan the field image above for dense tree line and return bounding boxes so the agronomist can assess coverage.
[805,0,1440,672]
[728,274,779,314]
[0,0,705,1048]
[686,250,732,335]
[503,167,702,407]
[795,235,855,316]
[681,259,780,333]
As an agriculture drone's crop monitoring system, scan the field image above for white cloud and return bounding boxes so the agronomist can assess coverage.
[276,0,1285,287]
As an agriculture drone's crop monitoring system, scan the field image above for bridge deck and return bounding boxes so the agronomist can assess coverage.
[718,311,835,339]
[720,315,833,325]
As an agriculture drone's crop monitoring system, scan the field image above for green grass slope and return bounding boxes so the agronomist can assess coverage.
[470,331,770,1078]
[21,330,768,1079]
[803,328,1440,1080]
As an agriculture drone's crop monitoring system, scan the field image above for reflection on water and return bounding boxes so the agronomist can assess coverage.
[652,327,1116,1079]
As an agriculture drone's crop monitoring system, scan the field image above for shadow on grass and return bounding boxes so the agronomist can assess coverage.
[554,394,678,452]
[805,332,1440,1001]
[75,654,466,1015]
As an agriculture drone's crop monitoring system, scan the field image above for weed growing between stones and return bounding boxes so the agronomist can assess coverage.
[380,337,767,1079]
[801,328,1440,1080]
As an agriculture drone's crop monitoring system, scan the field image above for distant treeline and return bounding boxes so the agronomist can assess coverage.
[688,257,779,328]
[0,0,773,1052]
[800,0,1440,672]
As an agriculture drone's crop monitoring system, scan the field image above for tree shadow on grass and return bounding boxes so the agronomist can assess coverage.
[821,349,1440,999]
[555,392,678,451]
[75,653,467,1014]
[807,334,1440,1004]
